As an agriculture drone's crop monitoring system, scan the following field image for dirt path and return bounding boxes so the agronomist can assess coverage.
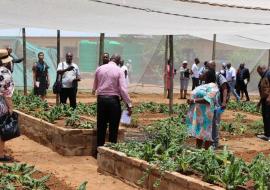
[6,136,138,190]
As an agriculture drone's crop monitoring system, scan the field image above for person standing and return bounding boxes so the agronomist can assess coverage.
[191,58,200,90]
[257,65,270,141]
[226,63,240,101]
[57,52,81,109]
[186,69,219,149]
[166,60,176,99]
[92,54,132,150]
[198,61,208,85]
[179,60,190,99]
[6,47,24,72]
[120,60,129,86]
[102,52,110,65]
[236,63,250,101]
[220,62,227,78]
[32,52,50,100]
[0,49,15,161]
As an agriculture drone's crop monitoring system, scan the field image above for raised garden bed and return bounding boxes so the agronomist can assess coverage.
[16,110,125,156]
[97,147,223,190]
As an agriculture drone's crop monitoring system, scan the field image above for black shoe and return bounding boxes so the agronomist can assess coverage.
[0,155,13,162]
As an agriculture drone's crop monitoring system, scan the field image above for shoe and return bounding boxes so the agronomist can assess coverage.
[0,155,13,162]
[257,134,270,141]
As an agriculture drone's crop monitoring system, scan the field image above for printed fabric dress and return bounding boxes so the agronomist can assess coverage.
[186,82,219,141]
[0,66,15,117]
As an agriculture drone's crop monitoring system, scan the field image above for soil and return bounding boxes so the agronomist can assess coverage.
[6,136,139,190]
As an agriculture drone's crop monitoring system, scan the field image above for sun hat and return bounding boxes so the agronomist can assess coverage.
[0,49,13,64]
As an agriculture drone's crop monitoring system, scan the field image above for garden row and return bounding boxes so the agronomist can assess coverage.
[0,163,87,190]
[101,116,270,190]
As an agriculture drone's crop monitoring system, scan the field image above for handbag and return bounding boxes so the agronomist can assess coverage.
[0,112,20,141]
[53,63,64,94]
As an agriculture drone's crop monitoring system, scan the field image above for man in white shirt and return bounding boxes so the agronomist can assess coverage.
[120,60,129,86]
[191,58,200,90]
[57,52,81,109]
[226,63,240,101]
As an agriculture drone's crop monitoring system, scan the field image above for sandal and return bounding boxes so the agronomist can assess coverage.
[0,155,13,162]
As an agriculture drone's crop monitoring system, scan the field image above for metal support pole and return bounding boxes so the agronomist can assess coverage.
[212,34,216,61]
[164,35,169,98]
[22,28,27,95]
[268,49,270,69]
[99,33,105,66]
[56,30,60,105]
[169,35,174,115]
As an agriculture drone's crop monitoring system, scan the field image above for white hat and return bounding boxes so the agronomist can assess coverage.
[222,62,227,67]
[182,60,188,64]
[0,49,13,64]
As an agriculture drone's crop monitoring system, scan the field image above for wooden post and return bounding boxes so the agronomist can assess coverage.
[164,35,169,98]
[99,33,105,66]
[268,49,270,69]
[212,34,216,61]
[169,35,174,115]
[56,30,60,105]
[22,28,27,95]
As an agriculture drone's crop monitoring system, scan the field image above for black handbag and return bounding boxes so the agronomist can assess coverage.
[53,63,63,94]
[0,112,20,141]
[53,76,62,94]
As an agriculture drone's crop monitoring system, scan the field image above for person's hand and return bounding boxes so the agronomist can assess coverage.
[127,106,132,116]
[8,107,13,114]
[187,99,194,105]
[66,66,74,71]
[91,90,95,95]
[221,102,227,110]
[256,102,261,112]
[266,96,270,105]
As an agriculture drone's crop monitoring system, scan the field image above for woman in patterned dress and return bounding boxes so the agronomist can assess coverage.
[0,49,15,162]
[186,69,219,149]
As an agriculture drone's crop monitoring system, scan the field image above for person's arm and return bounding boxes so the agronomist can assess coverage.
[92,70,98,95]
[4,96,13,113]
[32,64,37,87]
[187,98,209,104]
[119,72,132,115]
[124,70,128,78]
[57,64,74,75]
[221,83,228,109]
[13,57,24,64]
[246,69,250,82]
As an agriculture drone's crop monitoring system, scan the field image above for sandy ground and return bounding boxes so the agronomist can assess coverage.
[6,136,139,190]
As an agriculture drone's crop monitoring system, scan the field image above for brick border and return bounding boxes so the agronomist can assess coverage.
[16,110,125,156]
[97,147,224,190]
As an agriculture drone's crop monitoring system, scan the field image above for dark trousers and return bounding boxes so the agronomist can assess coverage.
[60,88,77,109]
[236,81,249,101]
[262,99,270,137]
[192,77,199,90]
[97,96,121,147]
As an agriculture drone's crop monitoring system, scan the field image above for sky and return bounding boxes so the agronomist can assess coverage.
[0,28,118,37]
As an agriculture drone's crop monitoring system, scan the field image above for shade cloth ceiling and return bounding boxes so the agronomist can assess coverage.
[1,0,270,49]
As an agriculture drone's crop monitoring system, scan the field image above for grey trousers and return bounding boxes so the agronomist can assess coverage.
[212,110,222,147]
[228,80,240,101]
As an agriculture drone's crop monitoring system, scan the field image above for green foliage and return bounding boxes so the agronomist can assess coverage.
[77,181,88,190]
[220,113,263,135]
[227,101,260,114]
[249,154,270,190]
[0,163,50,189]
[133,102,188,115]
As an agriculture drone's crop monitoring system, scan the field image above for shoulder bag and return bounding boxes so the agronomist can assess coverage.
[53,63,64,94]
[0,112,20,141]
